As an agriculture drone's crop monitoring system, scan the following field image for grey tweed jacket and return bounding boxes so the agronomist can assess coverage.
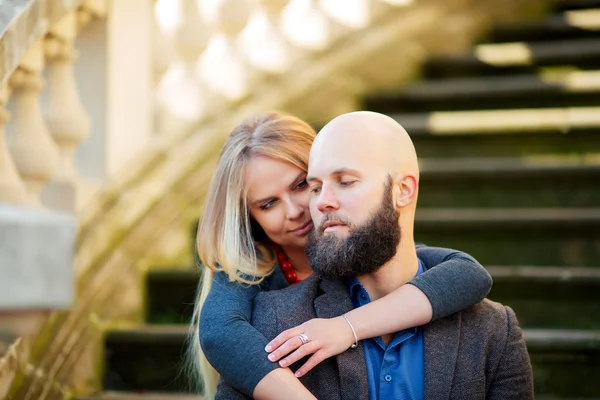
[215,275,534,400]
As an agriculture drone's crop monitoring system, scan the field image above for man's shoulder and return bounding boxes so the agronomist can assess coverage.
[459,298,518,337]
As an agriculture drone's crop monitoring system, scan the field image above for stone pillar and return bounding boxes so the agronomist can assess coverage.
[197,0,252,100]
[239,0,292,74]
[42,13,92,211]
[0,204,76,356]
[0,85,27,205]
[155,0,212,133]
[105,0,153,175]
[320,0,375,29]
[281,0,332,51]
[7,41,60,207]
[44,13,91,184]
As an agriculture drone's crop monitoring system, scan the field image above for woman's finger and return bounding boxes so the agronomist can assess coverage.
[266,326,304,352]
[268,335,305,362]
[294,350,327,378]
[278,341,318,368]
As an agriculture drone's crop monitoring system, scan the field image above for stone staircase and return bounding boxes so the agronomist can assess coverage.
[85,1,600,398]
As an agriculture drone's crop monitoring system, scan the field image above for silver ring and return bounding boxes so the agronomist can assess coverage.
[297,333,309,345]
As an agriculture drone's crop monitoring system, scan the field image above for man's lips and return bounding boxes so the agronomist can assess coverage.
[321,220,347,232]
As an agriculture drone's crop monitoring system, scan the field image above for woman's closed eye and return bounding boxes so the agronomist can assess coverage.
[340,180,355,187]
[294,180,309,191]
[259,199,277,210]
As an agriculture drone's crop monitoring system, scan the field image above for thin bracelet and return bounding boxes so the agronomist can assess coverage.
[342,314,359,349]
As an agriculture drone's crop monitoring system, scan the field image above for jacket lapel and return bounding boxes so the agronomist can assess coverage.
[314,279,369,400]
[423,311,462,399]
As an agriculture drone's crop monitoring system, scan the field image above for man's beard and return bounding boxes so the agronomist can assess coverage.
[305,180,401,280]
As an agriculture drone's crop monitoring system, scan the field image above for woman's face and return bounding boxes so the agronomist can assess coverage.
[245,154,313,250]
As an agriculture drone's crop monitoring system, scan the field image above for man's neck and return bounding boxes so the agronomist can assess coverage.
[356,240,419,302]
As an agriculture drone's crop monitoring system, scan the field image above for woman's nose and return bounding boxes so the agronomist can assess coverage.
[287,201,305,220]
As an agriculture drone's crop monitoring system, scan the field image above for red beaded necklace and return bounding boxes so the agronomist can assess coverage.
[273,244,301,285]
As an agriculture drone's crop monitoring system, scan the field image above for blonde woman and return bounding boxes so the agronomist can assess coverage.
[188,111,492,399]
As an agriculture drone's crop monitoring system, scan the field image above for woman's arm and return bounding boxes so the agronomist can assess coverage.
[200,271,315,399]
[413,245,492,320]
[266,246,492,377]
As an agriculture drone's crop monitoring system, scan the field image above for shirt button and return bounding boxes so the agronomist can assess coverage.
[360,293,367,300]
[384,375,392,382]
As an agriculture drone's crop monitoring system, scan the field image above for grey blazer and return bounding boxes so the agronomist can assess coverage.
[215,275,534,400]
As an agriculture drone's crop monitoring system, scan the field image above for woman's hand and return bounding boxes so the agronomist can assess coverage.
[265,316,356,377]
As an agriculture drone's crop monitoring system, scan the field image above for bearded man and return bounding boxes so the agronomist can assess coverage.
[215,111,534,400]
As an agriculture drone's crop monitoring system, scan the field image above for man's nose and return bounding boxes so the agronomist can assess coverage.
[317,185,339,213]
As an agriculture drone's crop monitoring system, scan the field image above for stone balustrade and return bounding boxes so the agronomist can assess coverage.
[1,0,421,210]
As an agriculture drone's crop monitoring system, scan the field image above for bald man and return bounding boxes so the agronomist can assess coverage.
[215,112,534,400]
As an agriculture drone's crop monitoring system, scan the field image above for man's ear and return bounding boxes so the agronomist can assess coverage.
[393,173,418,208]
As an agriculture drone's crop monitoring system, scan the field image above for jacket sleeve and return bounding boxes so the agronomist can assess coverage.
[214,377,252,400]
[413,245,493,320]
[199,271,280,396]
[487,306,534,399]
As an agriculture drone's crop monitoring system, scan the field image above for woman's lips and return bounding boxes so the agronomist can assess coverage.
[290,220,314,236]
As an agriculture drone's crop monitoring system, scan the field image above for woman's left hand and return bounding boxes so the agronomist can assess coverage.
[265,316,356,378]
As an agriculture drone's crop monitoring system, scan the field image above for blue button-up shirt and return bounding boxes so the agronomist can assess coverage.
[348,261,425,400]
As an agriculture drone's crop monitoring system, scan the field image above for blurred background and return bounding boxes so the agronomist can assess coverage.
[0,0,599,398]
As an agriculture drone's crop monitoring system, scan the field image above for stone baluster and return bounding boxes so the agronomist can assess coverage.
[197,0,252,100]
[383,0,413,6]
[43,13,91,185]
[239,0,292,74]
[0,85,28,204]
[155,0,212,129]
[280,0,332,51]
[151,9,175,85]
[320,0,376,29]
[7,41,60,207]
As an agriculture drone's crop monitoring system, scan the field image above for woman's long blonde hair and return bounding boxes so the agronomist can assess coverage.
[185,111,317,398]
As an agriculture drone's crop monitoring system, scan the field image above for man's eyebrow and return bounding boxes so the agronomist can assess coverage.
[332,168,360,176]
[307,168,360,183]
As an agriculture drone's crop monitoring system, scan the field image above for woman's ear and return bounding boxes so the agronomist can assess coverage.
[394,173,418,208]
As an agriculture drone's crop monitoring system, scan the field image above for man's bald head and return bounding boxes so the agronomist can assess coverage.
[305,111,420,280]
[310,111,419,181]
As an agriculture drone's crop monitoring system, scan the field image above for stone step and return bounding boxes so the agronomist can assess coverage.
[102,324,600,397]
[415,208,600,266]
[487,266,600,329]
[364,71,600,112]
[103,325,191,393]
[554,0,600,12]
[526,329,600,397]
[411,128,600,158]
[418,157,600,208]
[145,269,198,325]
[490,9,600,43]
[391,106,600,136]
[423,38,600,78]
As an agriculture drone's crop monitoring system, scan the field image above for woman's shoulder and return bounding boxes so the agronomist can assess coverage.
[254,275,321,308]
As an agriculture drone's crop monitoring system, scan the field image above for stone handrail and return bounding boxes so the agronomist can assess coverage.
[0,0,549,397]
